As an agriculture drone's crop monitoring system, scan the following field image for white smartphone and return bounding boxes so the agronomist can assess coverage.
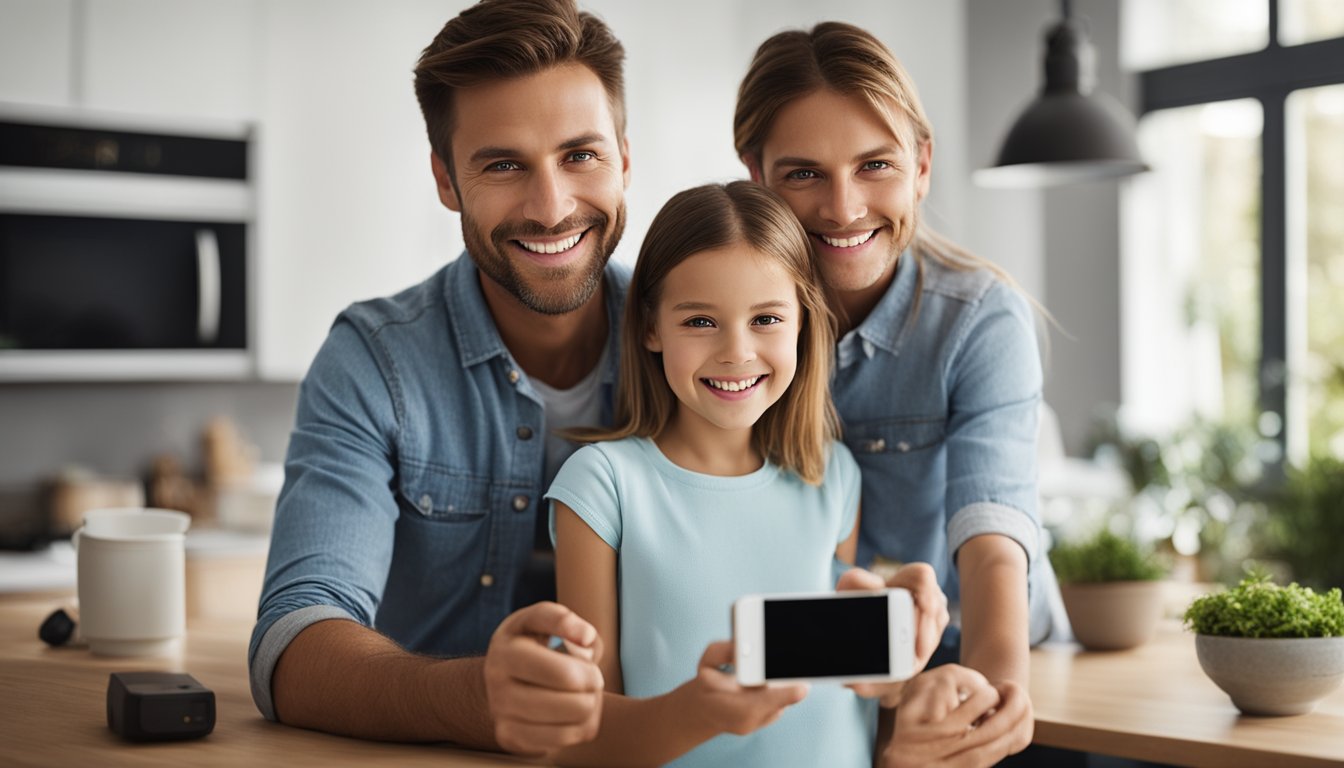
[732,588,915,686]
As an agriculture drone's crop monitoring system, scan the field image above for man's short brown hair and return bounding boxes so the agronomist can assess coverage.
[413,0,626,173]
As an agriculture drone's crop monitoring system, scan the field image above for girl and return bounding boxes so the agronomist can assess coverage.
[546,181,881,767]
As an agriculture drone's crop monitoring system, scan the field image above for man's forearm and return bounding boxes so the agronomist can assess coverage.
[957,534,1030,685]
[271,619,497,747]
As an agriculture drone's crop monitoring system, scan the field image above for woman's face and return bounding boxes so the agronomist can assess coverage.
[753,88,931,297]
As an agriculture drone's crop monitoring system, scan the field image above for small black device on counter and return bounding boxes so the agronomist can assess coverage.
[107,672,215,742]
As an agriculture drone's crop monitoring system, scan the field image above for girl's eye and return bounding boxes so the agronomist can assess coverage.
[684,316,715,328]
[753,315,783,326]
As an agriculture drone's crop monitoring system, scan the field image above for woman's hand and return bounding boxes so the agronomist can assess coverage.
[837,564,950,707]
[880,665,1034,768]
[682,640,808,736]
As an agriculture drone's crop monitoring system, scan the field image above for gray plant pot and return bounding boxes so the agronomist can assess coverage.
[1194,634,1344,716]
[1059,580,1165,651]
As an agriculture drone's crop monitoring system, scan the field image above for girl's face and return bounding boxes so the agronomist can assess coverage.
[646,244,801,438]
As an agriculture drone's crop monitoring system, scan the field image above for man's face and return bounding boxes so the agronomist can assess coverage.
[435,63,629,315]
[753,88,931,296]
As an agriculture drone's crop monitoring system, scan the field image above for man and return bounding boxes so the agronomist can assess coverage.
[735,22,1051,765]
[249,0,628,754]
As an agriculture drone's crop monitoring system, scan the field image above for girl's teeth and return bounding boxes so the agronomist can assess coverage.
[707,376,761,392]
[518,232,582,254]
[820,230,876,248]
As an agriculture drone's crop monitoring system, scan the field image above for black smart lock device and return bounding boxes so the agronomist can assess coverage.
[107,672,215,742]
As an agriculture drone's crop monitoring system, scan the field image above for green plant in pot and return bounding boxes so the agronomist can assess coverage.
[1049,529,1167,651]
[1185,570,1344,716]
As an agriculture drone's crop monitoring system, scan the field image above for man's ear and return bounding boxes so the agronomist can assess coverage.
[743,154,763,183]
[430,152,461,212]
[620,135,631,190]
[915,140,933,202]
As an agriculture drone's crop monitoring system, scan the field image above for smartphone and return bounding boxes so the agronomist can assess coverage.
[732,588,915,686]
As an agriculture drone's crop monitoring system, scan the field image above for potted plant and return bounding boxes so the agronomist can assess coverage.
[1184,571,1344,715]
[1049,529,1167,651]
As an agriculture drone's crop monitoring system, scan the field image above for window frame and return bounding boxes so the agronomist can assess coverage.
[1136,1,1344,473]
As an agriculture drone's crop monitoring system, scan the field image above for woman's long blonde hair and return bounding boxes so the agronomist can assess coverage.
[575,181,839,485]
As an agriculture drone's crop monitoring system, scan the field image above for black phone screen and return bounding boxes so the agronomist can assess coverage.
[763,595,890,679]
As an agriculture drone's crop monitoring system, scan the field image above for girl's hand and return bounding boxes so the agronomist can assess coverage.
[838,565,950,707]
[685,640,808,736]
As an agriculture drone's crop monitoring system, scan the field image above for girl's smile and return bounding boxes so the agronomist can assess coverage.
[702,374,769,399]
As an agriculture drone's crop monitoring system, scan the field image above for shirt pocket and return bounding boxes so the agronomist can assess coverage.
[397,463,493,523]
[843,417,946,457]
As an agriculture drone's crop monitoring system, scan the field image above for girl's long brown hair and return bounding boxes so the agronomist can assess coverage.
[573,181,839,485]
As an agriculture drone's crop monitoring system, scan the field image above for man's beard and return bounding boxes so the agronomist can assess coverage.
[463,205,626,316]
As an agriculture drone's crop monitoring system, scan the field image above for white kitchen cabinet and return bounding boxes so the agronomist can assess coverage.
[0,0,258,122]
[0,0,74,108]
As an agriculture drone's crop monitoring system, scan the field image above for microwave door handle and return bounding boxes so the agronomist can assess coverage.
[195,228,222,345]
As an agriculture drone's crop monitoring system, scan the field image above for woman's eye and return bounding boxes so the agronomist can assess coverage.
[685,316,715,328]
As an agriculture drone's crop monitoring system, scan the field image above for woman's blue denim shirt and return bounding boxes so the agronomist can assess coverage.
[248,255,629,720]
[834,250,1054,648]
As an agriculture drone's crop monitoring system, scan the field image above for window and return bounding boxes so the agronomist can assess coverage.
[1121,0,1344,467]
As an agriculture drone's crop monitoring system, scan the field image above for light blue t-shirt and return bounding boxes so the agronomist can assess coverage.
[547,436,873,768]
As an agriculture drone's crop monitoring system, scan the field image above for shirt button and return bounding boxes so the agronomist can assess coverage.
[507,369,521,384]
[512,494,530,511]
[864,438,886,453]
[896,441,911,453]
[480,573,494,587]
[419,494,432,510]
[516,426,534,440]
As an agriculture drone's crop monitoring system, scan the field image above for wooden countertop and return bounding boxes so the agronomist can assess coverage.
[3,592,1342,767]
[0,594,539,767]
[1028,620,1344,767]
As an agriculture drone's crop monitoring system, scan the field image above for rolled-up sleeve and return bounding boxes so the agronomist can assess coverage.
[943,283,1042,564]
[248,318,400,721]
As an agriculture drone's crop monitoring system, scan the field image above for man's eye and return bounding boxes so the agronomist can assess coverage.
[862,160,891,172]
[685,316,715,328]
[785,169,819,181]
[486,161,521,172]
[753,315,783,326]
[568,151,596,162]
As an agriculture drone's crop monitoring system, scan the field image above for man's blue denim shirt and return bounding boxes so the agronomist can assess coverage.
[248,254,629,720]
[834,250,1054,648]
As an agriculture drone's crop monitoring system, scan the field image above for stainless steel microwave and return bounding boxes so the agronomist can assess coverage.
[0,107,254,381]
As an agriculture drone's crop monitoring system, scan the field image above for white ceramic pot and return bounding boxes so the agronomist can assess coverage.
[1059,580,1165,651]
[1195,634,1344,716]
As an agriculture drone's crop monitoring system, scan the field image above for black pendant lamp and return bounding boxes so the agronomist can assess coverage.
[975,0,1148,188]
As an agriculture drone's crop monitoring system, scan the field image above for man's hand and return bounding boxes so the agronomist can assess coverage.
[838,564,950,707]
[483,602,605,756]
[881,665,1034,768]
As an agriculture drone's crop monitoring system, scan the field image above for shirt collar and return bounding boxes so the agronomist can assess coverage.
[443,252,630,378]
[837,248,918,364]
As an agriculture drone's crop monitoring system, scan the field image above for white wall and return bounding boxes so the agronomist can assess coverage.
[966,0,1129,456]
